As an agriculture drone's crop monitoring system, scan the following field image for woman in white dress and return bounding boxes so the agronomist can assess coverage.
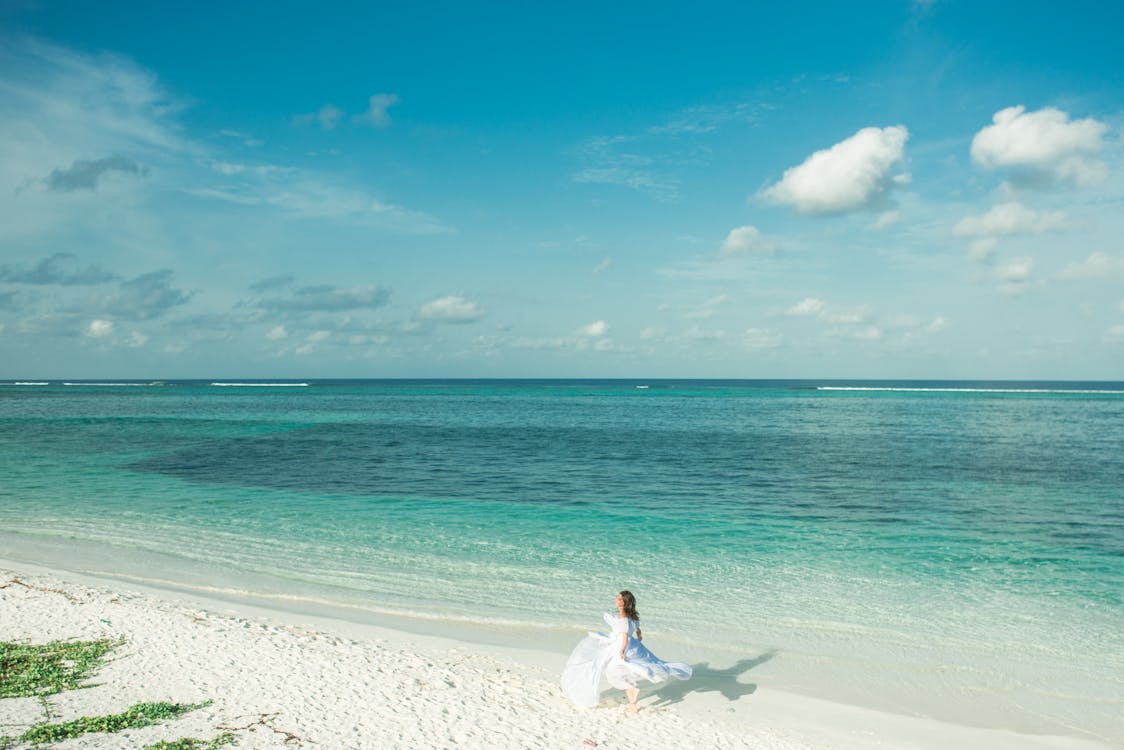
[561,590,692,713]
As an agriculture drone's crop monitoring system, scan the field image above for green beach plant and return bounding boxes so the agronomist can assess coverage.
[144,732,236,750]
[0,638,122,698]
[10,700,210,747]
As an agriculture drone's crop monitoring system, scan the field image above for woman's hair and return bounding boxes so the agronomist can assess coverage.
[619,590,640,621]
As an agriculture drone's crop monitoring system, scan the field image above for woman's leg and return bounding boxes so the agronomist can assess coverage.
[625,687,639,713]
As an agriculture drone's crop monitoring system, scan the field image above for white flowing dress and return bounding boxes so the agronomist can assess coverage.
[561,613,692,708]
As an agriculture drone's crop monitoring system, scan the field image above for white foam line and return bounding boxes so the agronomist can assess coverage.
[817,387,1124,395]
[6,382,50,386]
[62,382,164,387]
[80,569,549,630]
[211,382,310,387]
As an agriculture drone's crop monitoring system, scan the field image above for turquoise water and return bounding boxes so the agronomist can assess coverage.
[1,379,1121,742]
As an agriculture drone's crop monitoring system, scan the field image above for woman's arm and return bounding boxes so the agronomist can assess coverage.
[619,630,628,659]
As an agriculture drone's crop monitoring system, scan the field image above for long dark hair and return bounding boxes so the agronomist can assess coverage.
[619,590,640,622]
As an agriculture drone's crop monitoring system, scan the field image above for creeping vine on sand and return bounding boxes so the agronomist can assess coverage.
[8,701,210,746]
[0,638,122,698]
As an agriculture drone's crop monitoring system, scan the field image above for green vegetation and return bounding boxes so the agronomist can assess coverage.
[0,635,242,748]
[0,638,121,698]
[11,700,210,746]
[144,732,236,750]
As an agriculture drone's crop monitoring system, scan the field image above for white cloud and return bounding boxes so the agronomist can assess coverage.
[1057,252,1124,281]
[639,326,667,340]
[293,104,344,130]
[85,319,113,338]
[319,105,343,130]
[418,295,484,323]
[994,257,1034,282]
[720,225,776,255]
[968,238,1000,262]
[592,258,612,275]
[1106,324,1124,342]
[954,202,1068,238]
[684,326,725,342]
[872,210,901,229]
[211,161,245,175]
[970,106,1108,187]
[307,330,331,342]
[926,316,947,333]
[125,331,148,348]
[685,295,729,320]
[353,94,399,128]
[854,326,883,341]
[578,320,609,337]
[225,180,452,233]
[759,125,909,214]
[785,297,825,316]
[573,135,679,200]
[266,325,288,340]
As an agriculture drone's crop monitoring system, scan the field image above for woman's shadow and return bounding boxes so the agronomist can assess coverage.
[646,649,777,708]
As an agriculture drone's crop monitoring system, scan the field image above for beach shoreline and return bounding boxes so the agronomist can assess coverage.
[1,559,1111,750]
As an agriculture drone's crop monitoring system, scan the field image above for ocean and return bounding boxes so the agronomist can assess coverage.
[1,379,1121,743]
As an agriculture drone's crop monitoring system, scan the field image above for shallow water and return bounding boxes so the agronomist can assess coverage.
[1,379,1121,742]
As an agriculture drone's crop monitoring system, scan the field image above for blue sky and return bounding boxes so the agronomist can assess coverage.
[1,1,1122,379]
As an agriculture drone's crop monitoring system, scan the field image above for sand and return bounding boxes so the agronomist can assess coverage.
[0,562,1111,750]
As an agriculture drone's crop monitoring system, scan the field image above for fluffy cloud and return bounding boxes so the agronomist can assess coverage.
[116,271,191,319]
[685,295,728,320]
[45,156,144,191]
[318,105,344,130]
[294,104,344,130]
[74,270,191,321]
[955,202,1068,263]
[720,226,776,256]
[954,201,1069,238]
[784,297,825,316]
[85,319,113,338]
[354,94,399,128]
[760,126,909,214]
[994,257,1034,283]
[577,320,609,337]
[0,253,117,285]
[822,309,866,325]
[872,210,901,229]
[417,295,484,323]
[970,106,1108,187]
[1056,252,1124,281]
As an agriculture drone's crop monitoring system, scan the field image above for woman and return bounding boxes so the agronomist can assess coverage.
[561,590,692,713]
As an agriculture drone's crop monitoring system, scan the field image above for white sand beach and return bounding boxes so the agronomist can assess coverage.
[0,561,1111,750]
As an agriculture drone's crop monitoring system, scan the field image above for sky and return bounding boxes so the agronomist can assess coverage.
[1,1,1122,379]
